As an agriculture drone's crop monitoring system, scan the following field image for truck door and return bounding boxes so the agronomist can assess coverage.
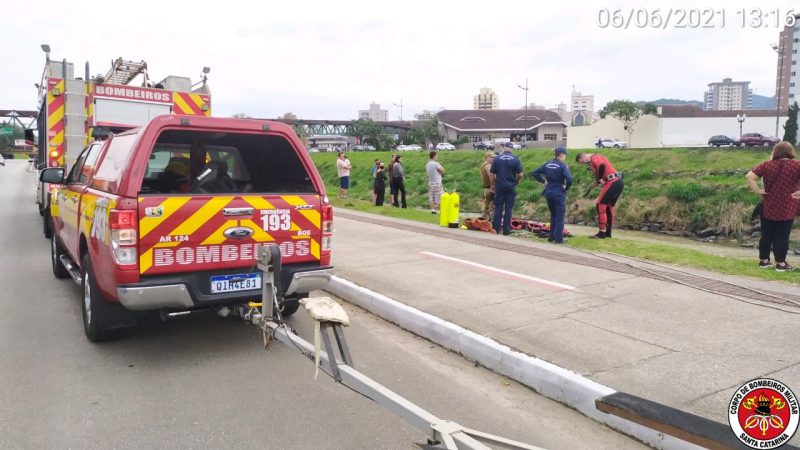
[59,143,103,256]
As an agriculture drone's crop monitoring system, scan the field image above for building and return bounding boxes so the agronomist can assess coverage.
[414,109,439,120]
[358,102,388,121]
[788,16,800,108]
[437,109,568,146]
[703,78,752,111]
[473,88,499,110]
[776,24,794,111]
[570,89,594,126]
[568,105,787,148]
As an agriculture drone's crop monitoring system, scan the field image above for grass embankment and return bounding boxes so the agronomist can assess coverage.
[312,148,799,283]
[312,148,771,234]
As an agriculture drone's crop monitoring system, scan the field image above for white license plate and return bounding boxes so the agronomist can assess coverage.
[210,273,262,294]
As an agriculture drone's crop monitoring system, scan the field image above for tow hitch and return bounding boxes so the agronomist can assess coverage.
[239,244,544,450]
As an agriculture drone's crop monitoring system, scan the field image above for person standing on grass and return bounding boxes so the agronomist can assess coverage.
[370,158,380,203]
[480,151,495,220]
[491,142,523,235]
[391,155,407,208]
[531,147,573,244]
[374,163,387,206]
[575,151,624,239]
[745,141,800,272]
[426,151,445,214]
[388,154,398,206]
[336,152,352,199]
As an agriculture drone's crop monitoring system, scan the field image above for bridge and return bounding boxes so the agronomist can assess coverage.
[1,110,38,129]
[269,118,414,137]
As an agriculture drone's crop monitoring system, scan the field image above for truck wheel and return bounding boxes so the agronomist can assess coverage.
[51,235,69,279]
[81,255,135,342]
[279,298,300,317]
[43,208,53,239]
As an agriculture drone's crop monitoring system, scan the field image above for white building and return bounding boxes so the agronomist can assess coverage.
[358,102,388,121]
[568,105,787,148]
[790,20,800,106]
[570,89,594,126]
[473,87,499,110]
[704,78,752,111]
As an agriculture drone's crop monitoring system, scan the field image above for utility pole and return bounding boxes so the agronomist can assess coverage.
[772,44,784,139]
[517,79,528,146]
[393,99,403,123]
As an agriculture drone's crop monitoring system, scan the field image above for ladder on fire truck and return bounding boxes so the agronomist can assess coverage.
[103,58,148,86]
[237,245,544,450]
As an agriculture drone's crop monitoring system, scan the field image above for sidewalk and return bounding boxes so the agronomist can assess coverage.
[329,208,800,445]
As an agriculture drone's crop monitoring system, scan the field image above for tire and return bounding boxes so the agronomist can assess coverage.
[279,298,300,317]
[614,144,620,148]
[43,208,53,239]
[81,255,135,342]
[763,142,770,147]
[51,235,69,279]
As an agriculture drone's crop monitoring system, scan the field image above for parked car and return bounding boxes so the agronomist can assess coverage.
[473,141,495,150]
[738,133,779,148]
[435,142,455,151]
[351,144,365,151]
[707,135,739,147]
[406,144,422,151]
[600,139,627,148]
[502,142,522,150]
[364,145,376,151]
[0,154,5,166]
[396,145,409,151]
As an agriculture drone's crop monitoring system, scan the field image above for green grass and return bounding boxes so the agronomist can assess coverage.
[330,196,439,224]
[565,236,799,284]
[312,147,785,234]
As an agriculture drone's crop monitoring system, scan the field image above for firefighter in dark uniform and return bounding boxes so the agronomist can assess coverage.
[531,147,573,243]
[575,152,624,238]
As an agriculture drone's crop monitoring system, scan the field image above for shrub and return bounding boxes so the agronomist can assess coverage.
[665,182,713,202]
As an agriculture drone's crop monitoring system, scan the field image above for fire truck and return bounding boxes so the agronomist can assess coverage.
[35,46,211,237]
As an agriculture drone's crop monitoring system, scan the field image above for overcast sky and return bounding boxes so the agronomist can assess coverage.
[1,0,794,120]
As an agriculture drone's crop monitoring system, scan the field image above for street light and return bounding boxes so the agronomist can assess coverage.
[772,43,784,139]
[393,99,403,122]
[736,113,746,139]
[517,79,528,145]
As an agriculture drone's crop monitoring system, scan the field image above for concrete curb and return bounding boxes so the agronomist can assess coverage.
[326,275,704,450]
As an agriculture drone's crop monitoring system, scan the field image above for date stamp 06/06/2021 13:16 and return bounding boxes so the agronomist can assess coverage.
[597,8,797,30]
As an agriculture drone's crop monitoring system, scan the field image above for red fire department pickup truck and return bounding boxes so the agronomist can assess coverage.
[40,116,333,341]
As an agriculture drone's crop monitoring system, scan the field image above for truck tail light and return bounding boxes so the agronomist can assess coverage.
[321,204,333,255]
[110,209,138,265]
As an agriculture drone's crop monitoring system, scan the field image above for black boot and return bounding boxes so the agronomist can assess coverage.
[590,231,607,239]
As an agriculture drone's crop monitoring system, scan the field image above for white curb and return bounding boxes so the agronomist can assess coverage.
[326,275,704,450]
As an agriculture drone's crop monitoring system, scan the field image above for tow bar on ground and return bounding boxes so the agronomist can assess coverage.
[238,245,544,450]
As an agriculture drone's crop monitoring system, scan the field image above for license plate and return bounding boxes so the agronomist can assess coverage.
[210,273,262,294]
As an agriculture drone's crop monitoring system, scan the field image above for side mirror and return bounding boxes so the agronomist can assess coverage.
[40,167,65,184]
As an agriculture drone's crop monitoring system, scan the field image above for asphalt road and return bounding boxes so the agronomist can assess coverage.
[0,160,643,449]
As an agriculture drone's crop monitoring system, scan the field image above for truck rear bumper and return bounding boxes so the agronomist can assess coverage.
[117,266,333,311]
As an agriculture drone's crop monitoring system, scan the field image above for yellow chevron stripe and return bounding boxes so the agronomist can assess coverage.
[140,248,153,273]
[48,104,64,126]
[282,195,321,228]
[310,239,320,259]
[243,196,275,211]
[154,241,182,248]
[139,197,192,238]
[173,94,193,115]
[241,219,276,242]
[51,130,64,146]
[169,197,233,236]
[201,220,239,245]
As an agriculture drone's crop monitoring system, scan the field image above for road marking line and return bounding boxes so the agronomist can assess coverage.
[420,251,576,291]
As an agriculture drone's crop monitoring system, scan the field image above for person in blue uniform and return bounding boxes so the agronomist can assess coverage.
[531,147,573,243]
[491,143,524,235]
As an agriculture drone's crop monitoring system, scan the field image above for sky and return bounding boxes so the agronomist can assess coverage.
[0,0,795,120]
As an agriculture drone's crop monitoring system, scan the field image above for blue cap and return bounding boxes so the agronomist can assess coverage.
[554,146,568,155]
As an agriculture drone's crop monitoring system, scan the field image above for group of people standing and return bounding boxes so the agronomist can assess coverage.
[368,154,407,208]
[481,144,624,243]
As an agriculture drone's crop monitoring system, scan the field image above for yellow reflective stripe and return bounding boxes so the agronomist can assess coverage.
[139,197,192,238]
[189,94,205,109]
[243,196,275,211]
[173,94,193,114]
[140,248,153,273]
[310,239,320,259]
[201,220,239,245]
[282,195,321,228]
[169,197,233,236]
[48,104,64,126]
[154,241,181,248]
[240,219,275,242]
[51,130,64,146]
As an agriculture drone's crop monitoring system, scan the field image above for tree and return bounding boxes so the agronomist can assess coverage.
[405,117,441,147]
[642,103,658,115]
[349,118,382,147]
[783,101,798,145]
[231,113,251,119]
[281,112,297,120]
[599,100,642,147]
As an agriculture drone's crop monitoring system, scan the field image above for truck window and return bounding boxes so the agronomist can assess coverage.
[139,130,316,195]
[93,133,139,193]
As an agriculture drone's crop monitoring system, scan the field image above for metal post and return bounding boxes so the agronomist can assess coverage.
[393,99,403,123]
[517,80,529,146]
